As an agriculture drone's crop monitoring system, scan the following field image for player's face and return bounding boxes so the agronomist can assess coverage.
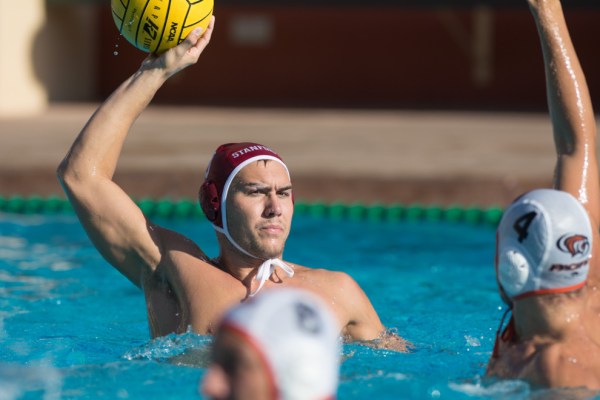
[201,328,274,400]
[226,160,293,259]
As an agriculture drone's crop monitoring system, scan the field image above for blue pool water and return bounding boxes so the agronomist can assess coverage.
[1,212,597,399]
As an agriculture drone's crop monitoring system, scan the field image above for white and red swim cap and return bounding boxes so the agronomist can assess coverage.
[218,288,341,400]
[199,142,290,228]
[496,189,593,303]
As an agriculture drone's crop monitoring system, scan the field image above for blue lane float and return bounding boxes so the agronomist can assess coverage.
[0,194,504,226]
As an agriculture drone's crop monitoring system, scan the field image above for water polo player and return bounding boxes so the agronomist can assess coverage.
[56,17,408,351]
[486,0,600,389]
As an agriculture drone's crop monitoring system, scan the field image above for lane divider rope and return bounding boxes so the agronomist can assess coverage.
[0,194,503,226]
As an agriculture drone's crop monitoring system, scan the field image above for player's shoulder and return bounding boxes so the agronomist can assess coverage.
[531,341,592,387]
[292,264,361,290]
[293,264,350,278]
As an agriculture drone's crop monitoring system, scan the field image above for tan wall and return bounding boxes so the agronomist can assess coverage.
[0,1,47,116]
[0,2,99,117]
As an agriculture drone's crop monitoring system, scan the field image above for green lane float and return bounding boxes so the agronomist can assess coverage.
[0,194,504,226]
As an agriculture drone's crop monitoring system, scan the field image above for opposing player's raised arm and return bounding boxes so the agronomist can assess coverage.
[529,1,599,224]
[56,19,215,287]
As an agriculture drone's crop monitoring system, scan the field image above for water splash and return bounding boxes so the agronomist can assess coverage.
[465,335,481,347]
[123,330,212,367]
[344,368,409,382]
[449,378,530,399]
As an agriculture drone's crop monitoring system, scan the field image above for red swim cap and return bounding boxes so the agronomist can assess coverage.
[199,143,289,228]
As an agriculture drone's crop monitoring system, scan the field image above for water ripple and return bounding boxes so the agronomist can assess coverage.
[0,361,62,400]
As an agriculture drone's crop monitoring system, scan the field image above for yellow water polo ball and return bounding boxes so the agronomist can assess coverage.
[111,0,213,54]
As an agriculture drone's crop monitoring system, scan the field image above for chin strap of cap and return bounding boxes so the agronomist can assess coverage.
[215,225,295,297]
[251,258,295,297]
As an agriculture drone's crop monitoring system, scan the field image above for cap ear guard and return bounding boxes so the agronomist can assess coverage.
[497,247,531,301]
[199,180,220,223]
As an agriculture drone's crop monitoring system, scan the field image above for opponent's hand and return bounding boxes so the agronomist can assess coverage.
[140,15,215,79]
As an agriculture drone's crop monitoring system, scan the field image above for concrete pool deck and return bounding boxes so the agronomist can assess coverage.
[0,103,578,207]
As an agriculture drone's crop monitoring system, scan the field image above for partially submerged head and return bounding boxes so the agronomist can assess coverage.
[495,189,593,306]
[200,143,293,260]
[201,288,341,400]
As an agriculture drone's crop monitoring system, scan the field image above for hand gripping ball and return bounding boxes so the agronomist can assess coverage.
[111,0,213,54]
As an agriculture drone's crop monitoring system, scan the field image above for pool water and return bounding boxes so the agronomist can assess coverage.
[1,212,598,399]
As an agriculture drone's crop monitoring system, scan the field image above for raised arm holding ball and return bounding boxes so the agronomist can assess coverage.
[57,17,408,351]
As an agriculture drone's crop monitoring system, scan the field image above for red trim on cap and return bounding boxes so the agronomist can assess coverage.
[512,281,587,301]
[221,322,280,400]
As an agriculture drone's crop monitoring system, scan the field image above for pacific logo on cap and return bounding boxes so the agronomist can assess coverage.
[550,233,591,273]
[557,234,590,257]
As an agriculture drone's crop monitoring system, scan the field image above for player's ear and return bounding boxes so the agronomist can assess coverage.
[200,181,220,223]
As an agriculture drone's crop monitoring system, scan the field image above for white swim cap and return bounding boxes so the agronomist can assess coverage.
[219,288,341,400]
[496,189,592,302]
